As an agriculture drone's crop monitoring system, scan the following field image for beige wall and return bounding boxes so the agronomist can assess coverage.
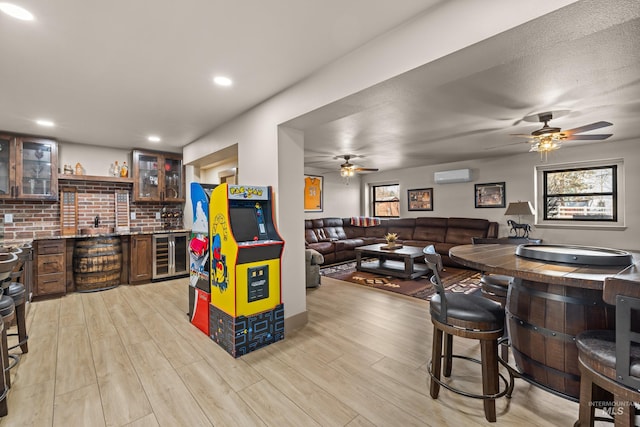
[59,142,131,176]
[182,1,579,320]
[360,138,639,251]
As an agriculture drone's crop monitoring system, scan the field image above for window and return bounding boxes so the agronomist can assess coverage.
[372,184,400,217]
[536,159,624,229]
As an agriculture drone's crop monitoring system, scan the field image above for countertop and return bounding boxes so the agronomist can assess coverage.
[2,228,191,247]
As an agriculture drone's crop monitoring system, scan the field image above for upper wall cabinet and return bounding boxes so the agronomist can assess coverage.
[132,149,184,203]
[0,134,58,201]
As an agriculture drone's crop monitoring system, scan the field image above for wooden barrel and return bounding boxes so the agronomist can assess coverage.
[506,278,615,400]
[73,237,122,292]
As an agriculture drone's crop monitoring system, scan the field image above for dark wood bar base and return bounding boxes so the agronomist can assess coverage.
[507,278,615,400]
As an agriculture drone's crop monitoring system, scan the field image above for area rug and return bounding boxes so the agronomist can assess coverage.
[320,261,482,301]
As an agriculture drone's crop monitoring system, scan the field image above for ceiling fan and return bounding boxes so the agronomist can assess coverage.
[335,154,379,177]
[511,112,613,158]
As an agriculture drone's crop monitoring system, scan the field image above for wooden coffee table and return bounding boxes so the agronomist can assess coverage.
[355,243,428,279]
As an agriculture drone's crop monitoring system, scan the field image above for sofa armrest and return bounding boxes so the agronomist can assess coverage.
[305,248,324,265]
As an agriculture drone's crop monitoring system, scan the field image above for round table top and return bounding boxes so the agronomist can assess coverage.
[449,244,639,290]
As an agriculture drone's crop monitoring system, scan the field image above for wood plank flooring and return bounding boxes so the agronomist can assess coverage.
[0,276,596,426]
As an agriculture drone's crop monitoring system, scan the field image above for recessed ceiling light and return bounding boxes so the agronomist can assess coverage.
[148,135,161,142]
[0,3,34,20]
[213,76,233,87]
[36,119,55,127]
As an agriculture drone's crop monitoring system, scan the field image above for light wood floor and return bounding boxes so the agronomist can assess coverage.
[0,276,593,426]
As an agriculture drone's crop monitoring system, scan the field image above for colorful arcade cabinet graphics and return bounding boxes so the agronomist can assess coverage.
[207,183,285,357]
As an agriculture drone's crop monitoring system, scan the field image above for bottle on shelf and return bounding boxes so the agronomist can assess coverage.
[75,162,83,175]
[113,161,120,177]
[109,163,115,176]
[120,161,129,177]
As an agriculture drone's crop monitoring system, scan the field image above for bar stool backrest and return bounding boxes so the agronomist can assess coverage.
[423,245,448,324]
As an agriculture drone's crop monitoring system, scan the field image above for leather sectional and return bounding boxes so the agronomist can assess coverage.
[305,217,499,266]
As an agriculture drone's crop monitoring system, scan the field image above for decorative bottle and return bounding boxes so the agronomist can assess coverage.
[113,161,120,177]
[120,161,129,177]
[109,163,115,176]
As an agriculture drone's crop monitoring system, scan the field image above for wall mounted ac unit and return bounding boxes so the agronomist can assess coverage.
[434,168,472,184]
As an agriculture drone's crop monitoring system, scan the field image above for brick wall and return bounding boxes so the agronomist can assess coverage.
[0,181,184,243]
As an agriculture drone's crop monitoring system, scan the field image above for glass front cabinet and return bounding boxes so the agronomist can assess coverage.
[132,150,184,203]
[0,134,58,200]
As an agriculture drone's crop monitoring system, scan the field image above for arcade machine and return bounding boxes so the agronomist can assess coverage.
[208,183,285,357]
[188,183,217,335]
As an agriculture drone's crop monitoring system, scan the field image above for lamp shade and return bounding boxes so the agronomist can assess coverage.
[504,201,535,216]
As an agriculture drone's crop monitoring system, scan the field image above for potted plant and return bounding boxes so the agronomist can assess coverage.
[384,232,398,248]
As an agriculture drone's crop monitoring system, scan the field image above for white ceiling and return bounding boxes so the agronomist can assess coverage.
[0,0,440,152]
[1,0,638,171]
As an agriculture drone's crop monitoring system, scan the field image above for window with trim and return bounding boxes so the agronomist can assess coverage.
[536,159,624,228]
[372,184,400,217]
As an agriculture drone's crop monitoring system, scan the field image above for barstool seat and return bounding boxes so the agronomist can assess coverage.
[0,295,16,388]
[424,245,513,423]
[0,298,13,318]
[0,318,7,417]
[5,282,27,354]
[1,246,29,355]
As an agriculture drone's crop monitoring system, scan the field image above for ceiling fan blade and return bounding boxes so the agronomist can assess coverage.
[564,121,613,135]
[355,167,379,172]
[509,133,533,137]
[565,134,613,141]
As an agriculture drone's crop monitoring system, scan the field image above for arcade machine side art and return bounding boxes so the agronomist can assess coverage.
[188,183,217,335]
[208,183,285,357]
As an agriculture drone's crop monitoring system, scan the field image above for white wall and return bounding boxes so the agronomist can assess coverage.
[360,138,640,251]
[183,0,578,320]
[303,168,361,220]
[59,142,130,176]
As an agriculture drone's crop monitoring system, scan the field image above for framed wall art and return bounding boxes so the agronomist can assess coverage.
[475,182,506,208]
[408,188,433,211]
[304,175,323,212]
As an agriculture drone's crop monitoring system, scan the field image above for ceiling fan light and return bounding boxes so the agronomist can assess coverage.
[340,166,354,177]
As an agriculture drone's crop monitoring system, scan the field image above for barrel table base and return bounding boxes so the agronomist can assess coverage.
[73,238,123,292]
[506,278,615,400]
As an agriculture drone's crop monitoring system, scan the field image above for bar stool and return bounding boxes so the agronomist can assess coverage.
[0,318,7,417]
[424,245,513,423]
[2,246,29,354]
[574,277,640,427]
[0,253,18,392]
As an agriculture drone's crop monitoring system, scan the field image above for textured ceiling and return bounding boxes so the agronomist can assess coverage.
[295,0,640,173]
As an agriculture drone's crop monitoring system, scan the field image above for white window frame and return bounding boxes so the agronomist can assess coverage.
[534,158,625,230]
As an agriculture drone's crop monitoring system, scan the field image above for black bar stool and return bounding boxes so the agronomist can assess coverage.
[0,252,18,395]
[574,277,640,426]
[2,246,29,354]
[424,245,513,422]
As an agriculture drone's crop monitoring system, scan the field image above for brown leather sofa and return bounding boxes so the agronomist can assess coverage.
[305,217,498,266]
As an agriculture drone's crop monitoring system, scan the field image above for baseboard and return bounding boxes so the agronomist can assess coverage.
[285,310,308,332]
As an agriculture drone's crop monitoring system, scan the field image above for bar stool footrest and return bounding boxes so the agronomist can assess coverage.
[428,354,514,400]
[7,333,28,352]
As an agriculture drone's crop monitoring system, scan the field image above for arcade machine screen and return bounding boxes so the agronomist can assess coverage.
[229,206,268,242]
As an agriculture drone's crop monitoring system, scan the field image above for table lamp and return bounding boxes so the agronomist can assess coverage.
[504,201,535,238]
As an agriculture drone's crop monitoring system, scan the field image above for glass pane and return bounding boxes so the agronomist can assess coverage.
[164,158,182,199]
[22,141,53,196]
[0,138,10,195]
[545,195,614,220]
[154,236,169,276]
[174,235,188,273]
[374,201,400,217]
[138,154,159,199]
[546,168,614,195]
[373,184,400,217]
